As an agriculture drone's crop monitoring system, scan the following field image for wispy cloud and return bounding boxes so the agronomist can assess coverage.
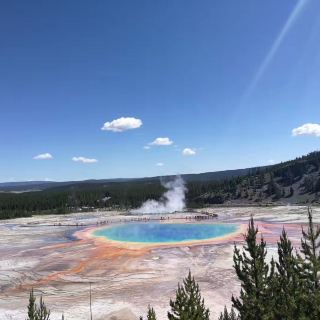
[72,156,98,163]
[156,162,164,167]
[143,145,151,150]
[292,123,320,137]
[150,137,173,146]
[182,148,196,156]
[33,153,53,160]
[101,117,142,132]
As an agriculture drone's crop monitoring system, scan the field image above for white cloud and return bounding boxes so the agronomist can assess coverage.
[72,156,98,163]
[182,148,196,156]
[143,145,151,150]
[292,123,320,137]
[150,137,173,146]
[33,153,53,160]
[101,117,142,132]
[268,159,275,164]
[156,162,164,167]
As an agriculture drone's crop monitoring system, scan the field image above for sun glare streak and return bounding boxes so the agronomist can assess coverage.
[243,0,309,100]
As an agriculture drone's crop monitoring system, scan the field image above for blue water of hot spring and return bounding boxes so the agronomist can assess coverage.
[93,222,238,243]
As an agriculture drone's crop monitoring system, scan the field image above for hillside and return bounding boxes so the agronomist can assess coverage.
[0,168,256,192]
[190,151,320,206]
[0,151,319,219]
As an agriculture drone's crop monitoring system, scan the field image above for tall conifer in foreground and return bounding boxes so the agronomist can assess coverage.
[147,305,157,320]
[299,207,320,289]
[140,305,157,320]
[27,288,37,320]
[36,297,50,320]
[26,289,50,320]
[218,306,238,320]
[231,217,274,320]
[297,207,320,318]
[168,271,210,320]
[272,228,301,319]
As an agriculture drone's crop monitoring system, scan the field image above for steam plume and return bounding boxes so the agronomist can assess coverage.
[132,176,187,214]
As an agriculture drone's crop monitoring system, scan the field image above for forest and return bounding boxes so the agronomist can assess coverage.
[1,151,320,220]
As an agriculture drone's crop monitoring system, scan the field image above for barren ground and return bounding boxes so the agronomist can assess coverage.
[0,206,319,320]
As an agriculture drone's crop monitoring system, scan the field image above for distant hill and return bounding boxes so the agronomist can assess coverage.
[0,178,134,192]
[0,180,56,189]
[0,151,319,219]
[0,168,258,192]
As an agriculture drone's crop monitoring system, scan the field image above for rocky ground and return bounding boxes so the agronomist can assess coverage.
[0,206,319,320]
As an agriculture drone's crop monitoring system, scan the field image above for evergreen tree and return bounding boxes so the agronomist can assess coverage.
[289,187,294,197]
[168,271,210,320]
[299,207,320,289]
[273,228,302,319]
[26,288,37,320]
[26,290,50,320]
[297,207,320,318]
[218,307,229,320]
[35,296,50,320]
[218,307,238,320]
[147,305,157,320]
[140,305,157,320]
[228,308,238,320]
[232,217,274,320]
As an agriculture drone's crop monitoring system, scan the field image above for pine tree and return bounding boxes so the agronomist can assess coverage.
[273,228,302,319]
[147,305,157,320]
[218,307,238,320]
[228,308,238,320]
[140,305,157,320]
[168,271,210,320]
[297,207,320,318]
[231,217,273,320]
[219,307,230,320]
[26,290,50,320]
[299,207,320,290]
[35,296,50,320]
[26,288,37,320]
[289,186,294,197]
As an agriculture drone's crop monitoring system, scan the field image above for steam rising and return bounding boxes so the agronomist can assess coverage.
[132,176,187,214]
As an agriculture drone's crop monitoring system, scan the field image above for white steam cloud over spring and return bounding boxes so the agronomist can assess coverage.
[132,176,187,214]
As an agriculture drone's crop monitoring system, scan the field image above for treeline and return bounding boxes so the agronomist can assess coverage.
[25,208,320,319]
[0,181,166,219]
[1,151,320,219]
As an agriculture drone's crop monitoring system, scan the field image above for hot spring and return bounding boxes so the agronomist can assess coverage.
[93,222,239,244]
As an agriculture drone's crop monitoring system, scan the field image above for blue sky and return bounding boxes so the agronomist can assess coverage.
[1,0,320,182]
